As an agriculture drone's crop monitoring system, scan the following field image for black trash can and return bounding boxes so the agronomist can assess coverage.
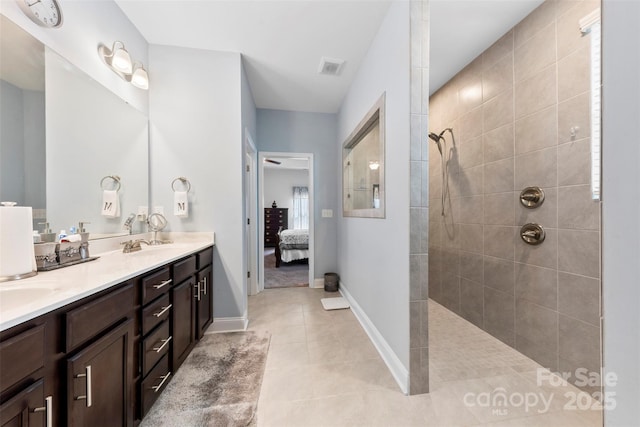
[324,273,339,292]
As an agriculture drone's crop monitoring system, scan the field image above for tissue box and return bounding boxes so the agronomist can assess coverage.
[34,242,59,269]
[59,241,82,264]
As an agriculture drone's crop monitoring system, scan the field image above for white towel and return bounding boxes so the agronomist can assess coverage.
[174,191,189,218]
[101,190,120,218]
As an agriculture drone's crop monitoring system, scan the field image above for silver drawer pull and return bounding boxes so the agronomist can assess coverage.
[194,281,201,301]
[152,279,172,289]
[151,372,171,393]
[153,304,173,318]
[32,395,53,427]
[75,365,92,407]
[152,336,172,353]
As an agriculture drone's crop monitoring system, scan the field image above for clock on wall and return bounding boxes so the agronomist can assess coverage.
[16,0,63,28]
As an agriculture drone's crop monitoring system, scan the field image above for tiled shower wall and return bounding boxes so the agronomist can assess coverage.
[409,0,429,395]
[428,0,601,391]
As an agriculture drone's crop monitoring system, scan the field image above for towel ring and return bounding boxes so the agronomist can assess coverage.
[100,175,121,191]
[171,177,191,193]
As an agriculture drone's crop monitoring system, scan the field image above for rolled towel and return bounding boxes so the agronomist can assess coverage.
[101,190,120,218]
[60,234,82,243]
[174,191,189,218]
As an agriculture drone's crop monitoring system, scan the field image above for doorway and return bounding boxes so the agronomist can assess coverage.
[258,152,314,293]
[245,131,258,296]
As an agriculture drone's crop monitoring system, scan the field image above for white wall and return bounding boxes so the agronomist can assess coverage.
[257,110,338,279]
[0,1,148,113]
[149,44,245,320]
[336,0,410,370]
[602,0,640,424]
[46,48,148,235]
[264,168,309,227]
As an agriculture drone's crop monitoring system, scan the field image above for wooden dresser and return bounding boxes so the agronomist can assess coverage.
[264,208,288,247]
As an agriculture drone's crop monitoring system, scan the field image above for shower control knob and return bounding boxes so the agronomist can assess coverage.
[520,223,545,245]
[520,187,545,208]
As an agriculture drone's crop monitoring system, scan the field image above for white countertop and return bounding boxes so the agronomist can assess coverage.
[0,232,214,332]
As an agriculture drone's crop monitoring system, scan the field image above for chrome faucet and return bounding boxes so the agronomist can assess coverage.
[123,213,136,234]
[121,239,150,253]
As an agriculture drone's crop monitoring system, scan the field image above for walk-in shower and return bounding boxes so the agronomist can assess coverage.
[428,128,454,216]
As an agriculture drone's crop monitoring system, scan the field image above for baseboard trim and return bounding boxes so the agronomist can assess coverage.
[312,278,324,288]
[209,316,249,333]
[339,283,409,394]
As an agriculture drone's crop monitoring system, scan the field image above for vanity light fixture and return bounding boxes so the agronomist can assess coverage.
[130,63,149,90]
[98,41,149,90]
[368,161,380,170]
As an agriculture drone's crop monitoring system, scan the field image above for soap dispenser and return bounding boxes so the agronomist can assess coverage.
[38,222,57,243]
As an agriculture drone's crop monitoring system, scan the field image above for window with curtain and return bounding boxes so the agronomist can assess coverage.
[292,186,309,229]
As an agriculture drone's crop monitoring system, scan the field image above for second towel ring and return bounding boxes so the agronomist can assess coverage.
[171,177,191,193]
[100,175,121,191]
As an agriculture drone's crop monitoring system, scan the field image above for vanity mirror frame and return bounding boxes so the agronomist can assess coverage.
[342,93,386,219]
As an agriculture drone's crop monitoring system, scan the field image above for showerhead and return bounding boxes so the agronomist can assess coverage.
[428,132,443,155]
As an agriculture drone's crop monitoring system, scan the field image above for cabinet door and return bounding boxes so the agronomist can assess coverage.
[0,380,49,427]
[196,266,213,339]
[67,320,133,427]
[171,277,196,370]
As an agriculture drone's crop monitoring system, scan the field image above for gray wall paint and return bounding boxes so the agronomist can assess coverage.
[602,0,640,424]
[0,81,45,211]
[337,0,411,369]
[22,90,45,209]
[256,109,338,278]
[0,80,25,205]
[149,45,246,319]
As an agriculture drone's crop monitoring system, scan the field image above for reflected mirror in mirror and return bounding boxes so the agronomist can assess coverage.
[0,15,46,229]
[0,15,149,239]
[343,93,385,218]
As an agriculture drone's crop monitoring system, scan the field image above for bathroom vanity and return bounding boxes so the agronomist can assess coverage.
[0,235,214,427]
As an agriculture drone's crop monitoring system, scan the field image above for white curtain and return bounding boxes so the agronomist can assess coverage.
[292,186,309,229]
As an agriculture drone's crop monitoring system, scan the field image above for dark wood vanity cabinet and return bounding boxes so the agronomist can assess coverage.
[67,320,134,427]
[0,379,47,427]
[0,244,214,427]
[171,247,213,369]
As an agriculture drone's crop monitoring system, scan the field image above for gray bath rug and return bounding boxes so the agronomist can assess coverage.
[140,331,271,427]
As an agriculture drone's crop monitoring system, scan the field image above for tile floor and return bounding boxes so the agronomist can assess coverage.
[249,287,603,426]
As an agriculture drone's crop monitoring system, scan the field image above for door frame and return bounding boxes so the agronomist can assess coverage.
[258,151,314,292]
[244,131,258,296]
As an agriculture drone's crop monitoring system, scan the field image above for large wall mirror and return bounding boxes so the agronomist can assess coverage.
[343,93,385,218]
[0,15,149,239]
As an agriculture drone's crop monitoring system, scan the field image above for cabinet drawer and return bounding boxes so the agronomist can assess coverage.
[0,325,45,391]
[141,294,171,336]
[173,256,196,285]
[196,247,213,269]
[141,268,171,305]
[66,283,135,352]
[0,379,46,426]
[142,320,171,377]
[141,353,170,417]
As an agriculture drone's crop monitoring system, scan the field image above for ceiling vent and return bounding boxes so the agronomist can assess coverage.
[318,57,345,76]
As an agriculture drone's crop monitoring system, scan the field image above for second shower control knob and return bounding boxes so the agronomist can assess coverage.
[520,223,546,245]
